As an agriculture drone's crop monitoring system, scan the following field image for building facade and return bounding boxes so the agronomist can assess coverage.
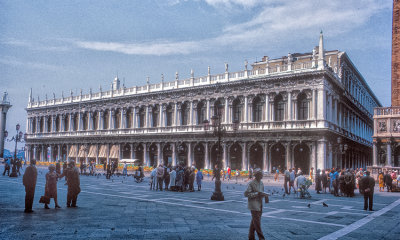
[372,0,400,167]
[25,33,380,172]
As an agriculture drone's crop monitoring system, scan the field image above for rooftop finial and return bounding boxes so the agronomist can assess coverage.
[146,76,150,84]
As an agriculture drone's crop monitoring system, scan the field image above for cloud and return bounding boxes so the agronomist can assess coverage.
[0,57,61,71]
[1,39,71,52]
[69,0,390,56]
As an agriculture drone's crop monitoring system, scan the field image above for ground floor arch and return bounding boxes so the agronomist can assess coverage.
[148,144,158,167]
[122,144,131,159]
[271,143,285,173]
[229,142,242,170]
[249,143,263,170]
[194,143,205,169]
[293,143,310,174]
[163,143,173,166]
[177,143,188,166]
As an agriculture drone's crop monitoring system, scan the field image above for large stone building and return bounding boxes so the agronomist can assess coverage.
[25,33,380,172]
[373,0,400,167]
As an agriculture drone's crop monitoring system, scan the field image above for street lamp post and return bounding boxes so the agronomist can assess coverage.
[203,106,239,201]
[5,123,24,177]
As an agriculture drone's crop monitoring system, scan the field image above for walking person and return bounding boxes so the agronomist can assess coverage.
[164,164,171,190]
[150,166,157,190]
[189,167,195,192]
[156,164,164,191]
[244,168,267,240]
[59,161,81,207]
[289,169,296,194]
[283,168,290,194]
[360,171,375,211]
[384,171,393,192]
[2,158,11,176]
[378,172,384,192]
[321,169,328,193]
[169,167,176,191]
[23,159,37,213]
[196,168,203,191]
[315,169,322,194]
[274,168,279,181]
[44,164,61,209]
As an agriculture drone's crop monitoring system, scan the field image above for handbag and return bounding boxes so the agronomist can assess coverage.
[39,195,50,204]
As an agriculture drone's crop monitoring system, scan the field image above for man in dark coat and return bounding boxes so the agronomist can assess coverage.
[384,171,392,192]
[315,169,322,194]
[60,161,81,207]
[188,167,196,192]
[23,159,37,213]
[360,171,375,211]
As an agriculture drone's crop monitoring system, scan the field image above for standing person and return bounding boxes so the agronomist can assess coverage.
[169,167,177,191]
[227,166,231,181]
[2,158,10,176]
[56,161,61,175]
[16,159,22,176]
[339,170,346,197]
[384,171,393,192]
[176,166,184,192]
[274,168,279,181]
[156,164,164,191]
[106,163,111,179]
[378,172,384,192]
[164,164,171,191]
[189,167,195,192]
[150,167,157,190]
[80,162,84,174]
[235,169,240,183]
[360,171,375,211]
[44,164,61,209]
[244,168,267,240]
[289,169,296,194]
[283,169,290,194]
[23,159,37,213]
[196,168,203,191]
[321,170,328,193]
[309,167,314,183]
[315,169,322,194]
[59,161,81,208]
[122,162,128,176]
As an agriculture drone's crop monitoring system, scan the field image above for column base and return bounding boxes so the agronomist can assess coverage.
[210,179,224,201]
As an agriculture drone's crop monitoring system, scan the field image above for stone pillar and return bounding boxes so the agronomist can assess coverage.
[106,144,110,165]
[223,143,229,169]
[317,88,326,127]
[57,145,61,161]
[285,143,291,169]
[130,143,135,159]
[205,142,210,169]
[121,109,126,129]
[373,142,378,166]
[119,143,123,161]
[312,89,317,120]
[263,142,268,171]
[172,143,177,166]
[387,142,392,166]
[144,143,149,166]
[173,102,178,126]
[187,142,192,167]
[110,110,115,129]
[133,107,137,128]
[157,143,162,165]
[189,101,194,126]
[328,142,333,168]
[311,142,317,173]
[317,139,327,170]
[224,98,229,124]
[78,112,82,131]
[88,112,93,130]
[99,111,103,130]
[145,107,149,128]
[265,95,269,122]
[244,96,248,123]
[69,114,73,132]
[206,99,210,121]
[287,92,292,121]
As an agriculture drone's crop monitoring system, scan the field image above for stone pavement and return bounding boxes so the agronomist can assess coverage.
[0,166,399,240]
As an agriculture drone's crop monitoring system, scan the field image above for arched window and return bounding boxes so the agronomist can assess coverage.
[32,118,37,133]
[47,117,52,132]
[138,107,145,128]
[103,111,109,129]
[181,103,189,126]
[55,116,60,132]
[64,115,69,131]
[297,93,308,120]
[39,117,44,132]
[232,98,242,122]
[114,110,121,129]
[252,97,263,122]
[126,109,132,128]
[152,105,159,127]
[274,95,285,121]
[82,113,88,130]
[213,99,224,121]
[166,105,173,126]
[73,114,79,131]
[93,112,98,130]
[197,101,206,125]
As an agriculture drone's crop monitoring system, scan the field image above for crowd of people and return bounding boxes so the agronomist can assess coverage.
[149,163,204,192]
[2,157,24,176]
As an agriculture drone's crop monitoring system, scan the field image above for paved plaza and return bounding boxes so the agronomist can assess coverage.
[0,166,399,240]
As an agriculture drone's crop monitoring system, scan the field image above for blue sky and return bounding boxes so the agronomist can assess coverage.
[0,0,393,150]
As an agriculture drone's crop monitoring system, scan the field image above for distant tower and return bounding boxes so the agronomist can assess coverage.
[112,76,120,91]
[0,92,12,158]
[392,0,400,106]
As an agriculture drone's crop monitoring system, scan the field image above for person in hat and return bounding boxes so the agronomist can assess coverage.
[360,171,375,211]
[59,161,81,207]
[44,164,61,209]
[23,159,37,213]
[244,168,267,240]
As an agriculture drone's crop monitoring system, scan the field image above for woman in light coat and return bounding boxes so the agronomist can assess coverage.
[169,167,177,191]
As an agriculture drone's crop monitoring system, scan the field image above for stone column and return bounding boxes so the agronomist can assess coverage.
[241,142,247,170]
[206,99,210,121]
[263,142,268,172]
[244,96,248,123]
[133,107,137,128]
[285,143,291,169]
[99,111,103,130]
[160,105,164,127]
[312,89,317,120]
[78,112,82,131]
[311,142,317,173]
[189,101,194,126]
[317,139,327,170]
[328,142,333,168]
[88,112,93,130]
[224,98,229,124]
[145,107,149,128]
[373,142,378,166]
[317,88,326,127]
[110,110,115,129]
[157,143,162,165]
[106,144,110,165]
[119,143,123,161]
[387,142,392,166]
[287,91,292,121]
[265,94,269,122]
[205,142,210,169]
[57,145,61,161]
[121,109,126,129]
[187,142,192,167]
[172,143,177,166]
[144,143,149,166]
[130,143,135,159]
[173,102,178,126]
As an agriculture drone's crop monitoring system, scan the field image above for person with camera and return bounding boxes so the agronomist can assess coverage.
[244,168,268,240]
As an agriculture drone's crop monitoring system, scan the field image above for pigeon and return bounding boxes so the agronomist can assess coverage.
[111,227,115,231]
[307,203,311,208]
[74,230,77,234]
[323,202,328,207]
[281,188,284,192]
[282,193,286,198]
